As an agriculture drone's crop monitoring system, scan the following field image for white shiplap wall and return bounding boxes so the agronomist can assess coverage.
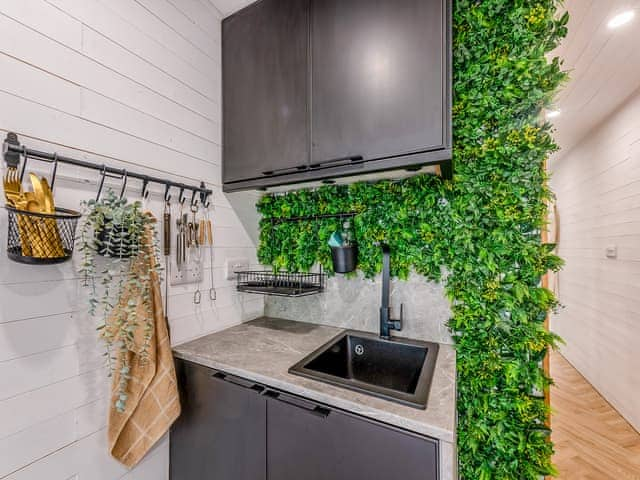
[0,0,263,478]
[550,88,640,432]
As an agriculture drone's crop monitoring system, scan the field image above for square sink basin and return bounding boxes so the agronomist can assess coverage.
[289,330,439,409]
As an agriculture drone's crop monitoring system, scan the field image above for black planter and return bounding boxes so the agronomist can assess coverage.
[331,245,358,273]
[96,224,134,258]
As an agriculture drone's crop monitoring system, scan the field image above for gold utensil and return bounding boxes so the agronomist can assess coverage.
[29,173,64,258]
[3,167,21,203]
[41,177,65,257]
[3,167,34,256]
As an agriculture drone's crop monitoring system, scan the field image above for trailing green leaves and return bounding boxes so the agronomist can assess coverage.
[257,1,567,477]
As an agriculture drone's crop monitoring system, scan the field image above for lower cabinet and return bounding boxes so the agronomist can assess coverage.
[171,359,439,480]
[170,360,267,480]
[266,389,438,480]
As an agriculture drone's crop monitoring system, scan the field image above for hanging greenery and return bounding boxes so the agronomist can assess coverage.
[79,190,161,412]
[257,1,568,478]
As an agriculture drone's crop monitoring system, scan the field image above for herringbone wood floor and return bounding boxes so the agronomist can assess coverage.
[551,351,640,479]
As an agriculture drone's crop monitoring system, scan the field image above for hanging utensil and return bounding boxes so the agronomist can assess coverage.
[176,200,183,270]
[163,199,171,321]
[203,208,216,301]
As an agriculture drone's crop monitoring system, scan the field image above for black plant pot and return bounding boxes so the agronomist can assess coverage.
[96,224,134,258]
[331,245,358,273]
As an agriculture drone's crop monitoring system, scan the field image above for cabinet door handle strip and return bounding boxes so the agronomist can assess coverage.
[309,155,364,169]
[263,389,331,418]
[261,164,309,176]
[212,371,265,393]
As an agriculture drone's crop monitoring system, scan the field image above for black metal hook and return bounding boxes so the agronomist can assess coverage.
[19,146,28,183]
[164,184,172,203]
[49,153,59,190]
[178,188,186,205]
[198,181,211,208]
[119,170,128,199]
[141,179,150,200]
[190,189,199,208]
[96,166,107,201]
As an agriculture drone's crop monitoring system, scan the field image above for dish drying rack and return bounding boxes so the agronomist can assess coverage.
[235,211,356,297]
[236,270,325,297]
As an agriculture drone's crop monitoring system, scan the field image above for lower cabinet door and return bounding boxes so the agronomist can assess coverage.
[170,360,266,480]
[266,391,439,480]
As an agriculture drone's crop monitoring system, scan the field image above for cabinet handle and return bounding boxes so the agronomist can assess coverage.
[212,371,265,393]
[309,155,364,169]
[261,164,309,176]
[263,390,331,418]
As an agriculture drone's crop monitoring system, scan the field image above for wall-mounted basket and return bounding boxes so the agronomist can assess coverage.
[5,206,81,264]
[236,270,325,297]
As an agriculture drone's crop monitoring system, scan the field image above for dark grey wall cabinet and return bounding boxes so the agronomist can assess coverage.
[222,0,310,185]
[171,360,440,480]
[170,361,267,480]
[311,0,449,169]
[222,0,452,192]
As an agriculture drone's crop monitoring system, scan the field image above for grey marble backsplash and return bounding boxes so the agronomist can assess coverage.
[265,272,453,345]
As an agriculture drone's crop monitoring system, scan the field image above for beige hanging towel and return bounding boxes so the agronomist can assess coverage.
[107,221,181,468]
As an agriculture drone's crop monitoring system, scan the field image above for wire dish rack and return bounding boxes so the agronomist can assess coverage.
[236,271,325,297]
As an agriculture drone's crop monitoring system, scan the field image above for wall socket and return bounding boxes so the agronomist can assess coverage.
[226,258,250,280]
[170,261,203,286]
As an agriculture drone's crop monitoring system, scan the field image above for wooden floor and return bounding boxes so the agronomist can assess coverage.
[550,351,640,479]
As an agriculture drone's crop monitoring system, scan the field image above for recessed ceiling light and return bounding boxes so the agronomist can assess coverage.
[608,10,635,29]
[546,109,561,119]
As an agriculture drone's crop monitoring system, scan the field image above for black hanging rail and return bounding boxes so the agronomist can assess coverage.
[268,212,358,225]
[2,132,212,206]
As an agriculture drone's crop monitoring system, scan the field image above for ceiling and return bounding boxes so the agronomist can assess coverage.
[207,0,256,17]
[549,0,640,158]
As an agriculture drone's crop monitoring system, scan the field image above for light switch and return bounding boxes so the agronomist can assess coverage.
[605,245,618,259]
[226,258,249,280]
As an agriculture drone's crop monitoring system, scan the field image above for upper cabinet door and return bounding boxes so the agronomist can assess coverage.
[222,0,310,184]
[311,0,449,166]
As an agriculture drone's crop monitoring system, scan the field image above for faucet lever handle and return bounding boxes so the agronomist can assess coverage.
[389,303,403,332]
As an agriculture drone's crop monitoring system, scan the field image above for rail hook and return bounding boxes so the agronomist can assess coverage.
[119,170,128,199]
[49,153,59,190]
[19,146,28,183]
[96,166,107,201]
[164,184,172,203]
[141,179,150,201]
[178,188,186,205]
[190,189,199,208]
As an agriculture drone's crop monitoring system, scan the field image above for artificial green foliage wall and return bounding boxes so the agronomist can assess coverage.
[257,1,568,478]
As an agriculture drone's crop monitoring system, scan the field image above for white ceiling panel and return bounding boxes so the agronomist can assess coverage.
[205,0,257,17]
[550,0,640,158]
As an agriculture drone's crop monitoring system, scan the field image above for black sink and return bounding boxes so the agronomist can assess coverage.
[288,331,439,409]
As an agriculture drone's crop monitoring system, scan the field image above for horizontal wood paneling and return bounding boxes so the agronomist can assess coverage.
[550,88,640,433]
[0,0,263,478]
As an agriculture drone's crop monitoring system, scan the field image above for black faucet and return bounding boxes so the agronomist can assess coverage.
[380,244,403,339]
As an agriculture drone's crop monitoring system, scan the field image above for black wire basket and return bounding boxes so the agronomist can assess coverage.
[5,206,81,264]
[236,270,325,297]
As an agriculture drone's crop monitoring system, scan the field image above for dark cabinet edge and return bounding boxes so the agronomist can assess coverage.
[175,358,441,448]
[223,149,453,192]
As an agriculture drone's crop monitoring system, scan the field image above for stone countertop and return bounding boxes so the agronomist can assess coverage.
[173,317,456,443]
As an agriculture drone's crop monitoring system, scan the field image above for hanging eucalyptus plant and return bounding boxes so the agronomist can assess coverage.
[79,189,161,412]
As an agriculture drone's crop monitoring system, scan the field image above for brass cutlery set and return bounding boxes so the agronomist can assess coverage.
[3,167,66,258]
